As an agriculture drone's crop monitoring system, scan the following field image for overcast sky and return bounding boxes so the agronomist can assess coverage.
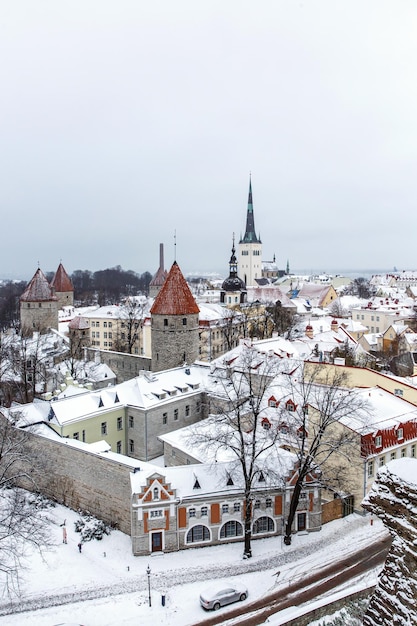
[1,1,417,280]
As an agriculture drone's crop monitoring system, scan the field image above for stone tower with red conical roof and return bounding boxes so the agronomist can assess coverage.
[50,262,74,309]
[20,268,58,335]
[150,261,200,372]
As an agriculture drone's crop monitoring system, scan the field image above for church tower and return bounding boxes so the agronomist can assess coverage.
[238,177,262,287]
[150,261,200,372]
[220,235,247,306]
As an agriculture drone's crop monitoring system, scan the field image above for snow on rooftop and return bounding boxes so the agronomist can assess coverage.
[383,457,417,486]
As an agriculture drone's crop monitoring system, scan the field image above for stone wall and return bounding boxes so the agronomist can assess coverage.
[8,417,133,535]
[278,586,373,626]
[151,313,199,372]
[20,300,58,335]
[85,347,151,382]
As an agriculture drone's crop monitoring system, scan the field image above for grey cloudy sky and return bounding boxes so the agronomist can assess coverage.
[1,1,417,280]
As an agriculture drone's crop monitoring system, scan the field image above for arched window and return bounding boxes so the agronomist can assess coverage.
[220,520,243,539]
[253,516,274,534]
[153,487,159,500]
[186,525,210,543]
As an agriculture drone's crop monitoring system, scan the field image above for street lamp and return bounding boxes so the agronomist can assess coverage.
[146,564,151,607]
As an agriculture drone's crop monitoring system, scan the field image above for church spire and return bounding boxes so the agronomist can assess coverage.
[229,233,238,277]
[240,176,261,244]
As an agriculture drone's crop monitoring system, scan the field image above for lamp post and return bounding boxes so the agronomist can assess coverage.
[146,564,151,607]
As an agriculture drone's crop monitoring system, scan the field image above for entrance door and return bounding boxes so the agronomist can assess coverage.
[151,532,163,552]
[297,512,307,532]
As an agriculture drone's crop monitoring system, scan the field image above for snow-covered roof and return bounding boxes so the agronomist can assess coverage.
[130,449,297,498]
[28,364,210,427]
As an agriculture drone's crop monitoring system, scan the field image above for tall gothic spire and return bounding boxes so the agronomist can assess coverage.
[240,176,261,244]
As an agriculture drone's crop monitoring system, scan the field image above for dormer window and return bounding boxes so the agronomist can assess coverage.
[285,399,296,412]
[153,487,159,500]
[375,435,382,448]
[397,428,404,440]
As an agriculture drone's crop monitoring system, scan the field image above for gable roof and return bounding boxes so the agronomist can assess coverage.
[50,263,74,293]
[20,268,57,302]
[150,262,199,316]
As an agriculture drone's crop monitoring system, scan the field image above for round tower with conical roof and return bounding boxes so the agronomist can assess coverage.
[20,267,58,335]
[150,261,200,372]
[50,262,74,309]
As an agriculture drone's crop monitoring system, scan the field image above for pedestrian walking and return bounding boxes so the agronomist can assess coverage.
[62,527,67,544]
[78,542,82,553]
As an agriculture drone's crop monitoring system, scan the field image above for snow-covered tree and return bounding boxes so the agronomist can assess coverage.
[0,414,50,595]
[190,345,285,558]
[278,363,370,545]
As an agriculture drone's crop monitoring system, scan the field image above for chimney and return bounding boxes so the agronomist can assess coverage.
[331,319,338,332]
[159,243,164,271]
[305,324,314,339]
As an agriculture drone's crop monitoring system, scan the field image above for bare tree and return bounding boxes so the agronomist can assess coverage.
[329,299,348,318]
[266,301,299,339]
[220,307,245,352]
[0,414,50,595]
[113,298,146,354]
[8,332,50,403]
[279,363,370,545]
[190,345,285,558]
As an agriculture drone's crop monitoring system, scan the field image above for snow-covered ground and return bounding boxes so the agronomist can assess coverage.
[0,504,387,626]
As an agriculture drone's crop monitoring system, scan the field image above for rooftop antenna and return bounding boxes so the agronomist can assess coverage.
[174,230,177,262]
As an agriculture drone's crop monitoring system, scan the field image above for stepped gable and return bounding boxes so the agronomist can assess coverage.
[20,268,57,302]
[51,262,73,293]
[362,458,417,625]
[150,261,199,316]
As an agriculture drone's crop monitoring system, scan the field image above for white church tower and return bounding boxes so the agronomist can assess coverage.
[238,177,262,287]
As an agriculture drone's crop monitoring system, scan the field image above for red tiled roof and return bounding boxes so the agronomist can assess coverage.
[51,263,74,292]
[20,268,57,302]
[150,262,199,315]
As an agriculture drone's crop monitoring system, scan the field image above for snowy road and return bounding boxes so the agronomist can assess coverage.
[0,504,389,626]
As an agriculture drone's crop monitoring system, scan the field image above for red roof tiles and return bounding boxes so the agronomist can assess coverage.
[51,263,74,293]
[20,268,57,302]
[150,262,199,316]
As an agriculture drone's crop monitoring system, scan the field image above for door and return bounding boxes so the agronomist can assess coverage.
[151,532,163,552]
[297,512,307,532]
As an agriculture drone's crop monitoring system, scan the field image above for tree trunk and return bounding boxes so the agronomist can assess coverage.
[284,478,304,545]
[243,495,252,558]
